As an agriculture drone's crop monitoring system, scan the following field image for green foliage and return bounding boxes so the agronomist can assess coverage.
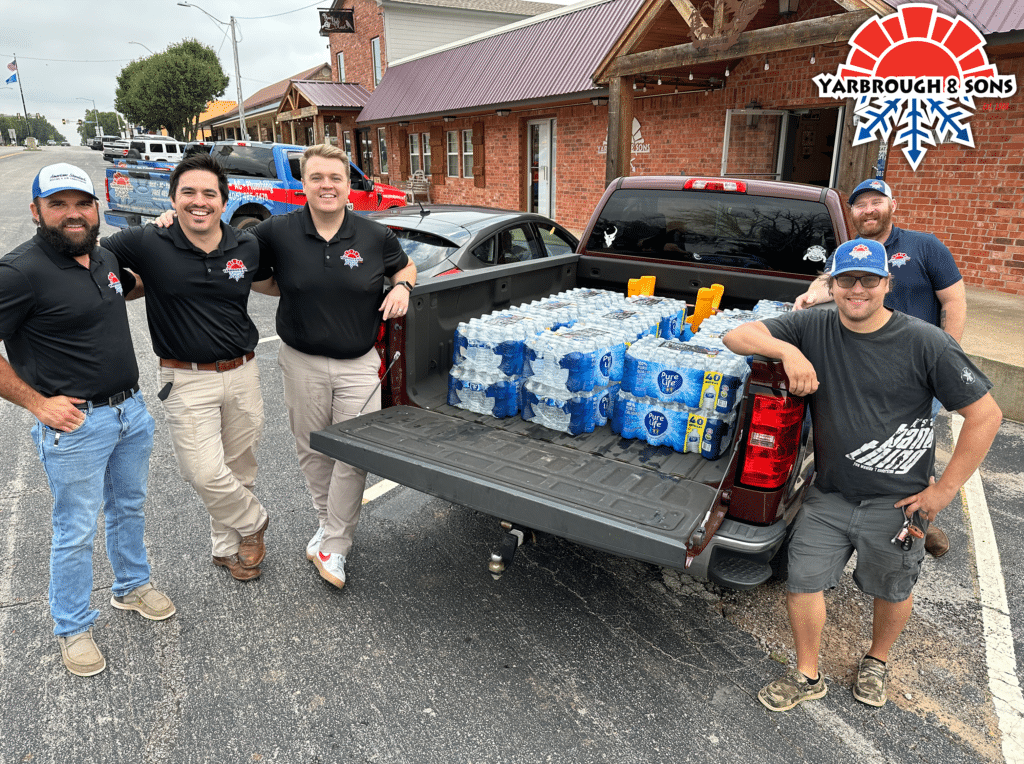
[0,113,65,145]
[76,110,122,144]
[115,39,228,141]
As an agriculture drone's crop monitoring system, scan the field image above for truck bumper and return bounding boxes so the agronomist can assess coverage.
[689,516,789,590]
[104,210,143,229]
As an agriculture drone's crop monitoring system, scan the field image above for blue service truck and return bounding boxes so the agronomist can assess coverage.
[104,140,407,229]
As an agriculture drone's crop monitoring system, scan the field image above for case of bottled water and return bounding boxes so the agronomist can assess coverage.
[610,391,690,450]
[521,380,619,435]
[524,325,630,393]
[447,366,523,418]
[623,337,749,412]
[453,312,548,376]
[683,410,737,459]
[624,295,687,338]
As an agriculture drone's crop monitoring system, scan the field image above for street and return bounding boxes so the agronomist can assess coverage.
[1,146,1022,764]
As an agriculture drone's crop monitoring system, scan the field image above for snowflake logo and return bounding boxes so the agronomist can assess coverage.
[813,5,1016,171]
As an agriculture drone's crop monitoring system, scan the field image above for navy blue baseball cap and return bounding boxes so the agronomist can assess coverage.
[848,178,893,206]
[829,238,889,278]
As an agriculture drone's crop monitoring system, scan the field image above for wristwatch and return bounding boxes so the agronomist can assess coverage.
[395,280,414,292]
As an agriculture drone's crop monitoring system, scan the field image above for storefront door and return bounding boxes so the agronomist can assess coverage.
[527,119,556,217]
[721,107,843,188]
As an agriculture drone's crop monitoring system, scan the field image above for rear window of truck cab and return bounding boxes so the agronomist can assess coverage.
[586,188,837,275]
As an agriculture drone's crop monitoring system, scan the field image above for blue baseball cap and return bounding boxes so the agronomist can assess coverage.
[32,163,97,200]
[829,238,889,278]
[848,178,893,206]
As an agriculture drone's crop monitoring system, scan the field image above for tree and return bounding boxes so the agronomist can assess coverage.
[76,110,122,144]
[115,39,229,141]
[0,113,65,145]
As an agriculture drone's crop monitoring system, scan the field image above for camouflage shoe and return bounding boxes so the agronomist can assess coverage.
[758,668,827,711]
[853,655,888,707]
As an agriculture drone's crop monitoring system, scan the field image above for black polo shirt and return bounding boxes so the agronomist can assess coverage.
[102,221,261,363]
[0,235,139,400]
[251,206,408,359]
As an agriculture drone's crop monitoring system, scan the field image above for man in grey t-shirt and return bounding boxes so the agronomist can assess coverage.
[724,238,1001,712]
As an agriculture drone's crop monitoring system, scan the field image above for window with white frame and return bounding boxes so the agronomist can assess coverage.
[378,127,388,175]
[336,51,345,82]
[421,133,431,175]
[371,38,382,86]
[446,131,459,177]
[343,131,352,157]
[409,133,421,175]
[462,129,473,178]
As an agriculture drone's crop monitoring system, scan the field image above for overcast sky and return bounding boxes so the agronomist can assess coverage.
[0,0,568,140]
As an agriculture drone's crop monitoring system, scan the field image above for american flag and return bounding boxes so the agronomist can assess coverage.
[6,61,15,72]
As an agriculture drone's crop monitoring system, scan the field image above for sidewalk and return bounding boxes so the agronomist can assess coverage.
[961,285,1024,423]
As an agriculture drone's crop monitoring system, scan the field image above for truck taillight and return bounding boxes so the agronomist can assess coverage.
[738,393,804,489]
[684,178,747,192]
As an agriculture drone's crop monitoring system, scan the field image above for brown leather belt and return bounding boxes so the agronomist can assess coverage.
[160,351,255,372]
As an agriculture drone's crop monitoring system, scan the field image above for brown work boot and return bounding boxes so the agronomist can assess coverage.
[213,554,262,581]
[237,514,269,569]
[925,526,950,557]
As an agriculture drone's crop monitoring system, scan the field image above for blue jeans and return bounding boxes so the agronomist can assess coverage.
[33,393,155,637]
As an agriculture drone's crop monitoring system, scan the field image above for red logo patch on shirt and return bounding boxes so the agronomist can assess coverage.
[223,258,248,281]
[107,272,123,295]
[889,252,911,268]
[342,248,363,269]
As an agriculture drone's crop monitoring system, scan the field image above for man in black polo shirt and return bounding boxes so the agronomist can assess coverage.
[251,143,415,590]
[0,163,175,677]
[103,153,271,582]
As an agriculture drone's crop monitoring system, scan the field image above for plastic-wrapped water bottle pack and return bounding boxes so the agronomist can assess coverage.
[447,366,523,418]
[611,391,737,457]
[524,325,631,393]
[521,380,620,435]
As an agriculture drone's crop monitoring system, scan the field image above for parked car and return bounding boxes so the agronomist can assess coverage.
[365,205,579,279]
[127,135,184,162]
[103,139,130,162]
[91,135,119,151]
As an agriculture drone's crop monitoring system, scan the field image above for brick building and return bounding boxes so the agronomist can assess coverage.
[348,0,1023,295]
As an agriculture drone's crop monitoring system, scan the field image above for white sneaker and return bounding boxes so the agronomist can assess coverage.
[315,551,346,589]
[306,526,325,561]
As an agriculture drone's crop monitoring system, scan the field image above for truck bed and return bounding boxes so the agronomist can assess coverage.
[312,403,733,569]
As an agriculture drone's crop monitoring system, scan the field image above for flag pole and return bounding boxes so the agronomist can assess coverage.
[12,55,30,127]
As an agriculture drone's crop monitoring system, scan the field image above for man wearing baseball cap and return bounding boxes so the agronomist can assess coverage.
[793,178,967,558]
[724,237,1001,712]
[0,164,174,676]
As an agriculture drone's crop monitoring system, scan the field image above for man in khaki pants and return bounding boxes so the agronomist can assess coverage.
[103,153,271,581]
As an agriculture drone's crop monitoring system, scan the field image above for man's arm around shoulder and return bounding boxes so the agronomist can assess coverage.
[723,320,819,397]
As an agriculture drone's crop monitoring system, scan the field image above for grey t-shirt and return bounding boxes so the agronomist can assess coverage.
[761,309,991,501]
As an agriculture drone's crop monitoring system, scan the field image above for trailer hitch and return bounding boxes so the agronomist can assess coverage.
[488,521,527,579]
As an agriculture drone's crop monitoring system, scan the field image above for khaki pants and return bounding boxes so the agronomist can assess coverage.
[278,342,380,557]
[158,359,267,557]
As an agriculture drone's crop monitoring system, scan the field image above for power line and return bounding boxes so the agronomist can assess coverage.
[235,1,321,20]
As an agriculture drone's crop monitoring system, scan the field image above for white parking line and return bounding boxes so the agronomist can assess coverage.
[363,480,399,504]
[952,413,1024,764]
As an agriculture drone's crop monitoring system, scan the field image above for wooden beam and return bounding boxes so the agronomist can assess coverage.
[603,10,874,79]
[606,76,634,185]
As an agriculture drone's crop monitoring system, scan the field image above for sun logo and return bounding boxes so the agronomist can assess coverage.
[813,4,1017,170]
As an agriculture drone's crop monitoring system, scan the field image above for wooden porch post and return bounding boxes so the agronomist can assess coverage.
[606,76,634,185]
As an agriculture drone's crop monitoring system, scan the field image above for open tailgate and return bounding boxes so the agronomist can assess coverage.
[312,406,728,569]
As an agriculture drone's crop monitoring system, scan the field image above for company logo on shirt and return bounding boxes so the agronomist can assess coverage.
[845,419,934,475]
[343,248,363,269]
[107,272,123,295]
[961,367,975,384]
[889,252,911,268]
[223,258,247,281]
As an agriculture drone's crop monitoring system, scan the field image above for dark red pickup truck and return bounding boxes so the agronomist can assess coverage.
[312,176,850,589]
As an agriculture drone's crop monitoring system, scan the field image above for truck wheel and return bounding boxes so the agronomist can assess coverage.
[232,216,262,230]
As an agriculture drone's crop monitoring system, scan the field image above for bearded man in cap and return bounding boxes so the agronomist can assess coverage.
[793,178,968,558]
[0,164,174,677]
[724,238,1000,712]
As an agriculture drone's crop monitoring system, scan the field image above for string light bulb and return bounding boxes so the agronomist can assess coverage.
[725,67,730,77]
[689,71,693,81]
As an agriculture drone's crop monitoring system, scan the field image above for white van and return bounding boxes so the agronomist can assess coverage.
[128,136,184,163]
